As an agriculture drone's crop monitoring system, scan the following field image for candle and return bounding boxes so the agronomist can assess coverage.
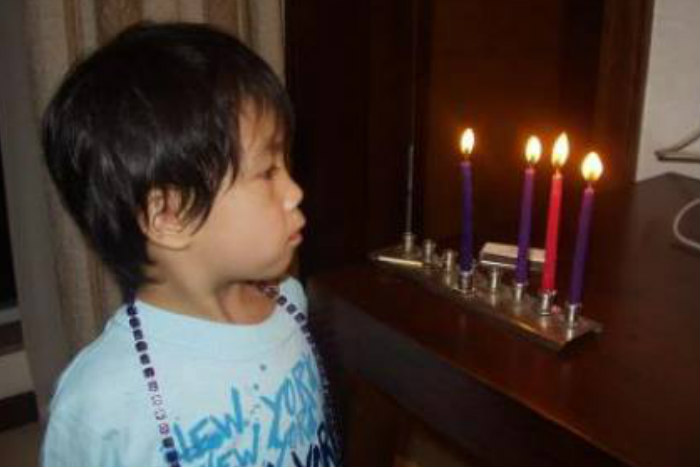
[568,152,603,305]
[515,136,542,284]
[541,133,569,293]
[459,128,475,271]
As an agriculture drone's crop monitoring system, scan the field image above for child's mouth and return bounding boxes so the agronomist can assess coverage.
[289,231,303,244]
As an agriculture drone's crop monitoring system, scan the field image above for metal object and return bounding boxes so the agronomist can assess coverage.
[443,249,457,272]
[369,239,602,351]
[479,242,545,272]
[373,232,422,268]
[459,269,475,295]
[539,290,557,316]
[405,145,416,233]
[488,268,503,292]
[374,255,422,268]
[565,302,582,328]
[403,231,416,254]
[513,281,527,302]
[440,249,457,287]
[422,239,436,266]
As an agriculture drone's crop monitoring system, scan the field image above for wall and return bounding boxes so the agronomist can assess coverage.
[636,0,700,180]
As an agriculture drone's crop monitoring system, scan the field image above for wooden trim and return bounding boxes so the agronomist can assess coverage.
[594,0,655,189]
[0,392,38,432]
[0,322,22,357]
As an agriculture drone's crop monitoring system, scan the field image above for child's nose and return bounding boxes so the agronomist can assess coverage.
[283,176,304,211]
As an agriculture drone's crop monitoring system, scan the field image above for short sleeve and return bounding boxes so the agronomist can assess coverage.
[41,412,124,467]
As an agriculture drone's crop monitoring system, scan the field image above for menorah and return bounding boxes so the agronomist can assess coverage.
[369,233,602,350]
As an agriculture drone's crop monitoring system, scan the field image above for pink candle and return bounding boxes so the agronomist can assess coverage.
[541,171,562,291]
[540,133,569,293]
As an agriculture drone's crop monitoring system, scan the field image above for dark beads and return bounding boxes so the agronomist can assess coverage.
[125,302,180,466]
[165,450,179,463]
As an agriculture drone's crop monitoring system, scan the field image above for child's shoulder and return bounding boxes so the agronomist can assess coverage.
[49,317,139,420]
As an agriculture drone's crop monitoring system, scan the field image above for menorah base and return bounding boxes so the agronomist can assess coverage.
[369,240,602,351]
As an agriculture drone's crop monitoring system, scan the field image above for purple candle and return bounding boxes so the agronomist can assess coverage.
[460,161,474,271]
[459,129,475,271]
[515,136,542,284]
[568,152,603,305]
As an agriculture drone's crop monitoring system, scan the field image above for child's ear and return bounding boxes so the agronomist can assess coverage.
[138,188,195,250]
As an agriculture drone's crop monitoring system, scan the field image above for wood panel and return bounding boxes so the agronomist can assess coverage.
[421,0,608,241]
[593,0,655,189]
[286,0,653,279]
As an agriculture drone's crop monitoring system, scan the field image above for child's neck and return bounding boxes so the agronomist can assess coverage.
[136,279,275,325]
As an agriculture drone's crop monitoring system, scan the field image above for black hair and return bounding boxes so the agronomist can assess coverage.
[42,22,293,297]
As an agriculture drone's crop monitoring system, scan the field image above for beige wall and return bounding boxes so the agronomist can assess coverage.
[636,0,700,181]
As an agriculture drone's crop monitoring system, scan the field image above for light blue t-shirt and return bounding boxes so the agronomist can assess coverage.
[41,277,338,467]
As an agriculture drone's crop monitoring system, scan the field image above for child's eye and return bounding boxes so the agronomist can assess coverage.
[262,165,279,180]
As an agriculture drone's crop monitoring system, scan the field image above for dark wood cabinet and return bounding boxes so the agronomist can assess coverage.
[309,175,700,466]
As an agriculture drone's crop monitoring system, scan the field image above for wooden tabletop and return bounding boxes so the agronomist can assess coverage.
[309,174,700,466]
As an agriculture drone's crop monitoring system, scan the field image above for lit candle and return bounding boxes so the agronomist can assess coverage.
[568,152,603,305]
[540,133,569,293]
[515,136,542,284]
[459,128,475,271]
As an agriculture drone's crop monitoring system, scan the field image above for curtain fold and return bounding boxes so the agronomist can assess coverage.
[3,0,284,419]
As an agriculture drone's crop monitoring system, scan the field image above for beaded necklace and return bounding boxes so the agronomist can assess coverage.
[126,282,341,467]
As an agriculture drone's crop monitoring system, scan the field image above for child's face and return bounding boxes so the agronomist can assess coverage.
[188,107,304,285]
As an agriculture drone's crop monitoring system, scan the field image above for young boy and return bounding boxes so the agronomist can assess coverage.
[40,23,339,467]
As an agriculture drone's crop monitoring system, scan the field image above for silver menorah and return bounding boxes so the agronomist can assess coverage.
[369,234,602,350]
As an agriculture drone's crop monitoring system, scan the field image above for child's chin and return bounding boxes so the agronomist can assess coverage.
[256,259,294,281]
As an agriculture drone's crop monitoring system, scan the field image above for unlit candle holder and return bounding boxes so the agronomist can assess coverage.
[369,237,602,350]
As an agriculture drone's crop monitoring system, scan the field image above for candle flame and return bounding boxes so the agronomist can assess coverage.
[525,136,542,164]
[551,133,569,168]
[581,152,603,182]
[460,128,475,157]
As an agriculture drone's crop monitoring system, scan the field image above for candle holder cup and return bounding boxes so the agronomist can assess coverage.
[565,302,582,328]
[538,290,557,316]
[513,281,527,303]
[459,269,476,295]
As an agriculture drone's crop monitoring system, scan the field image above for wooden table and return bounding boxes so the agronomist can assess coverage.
[309,174,700,466]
